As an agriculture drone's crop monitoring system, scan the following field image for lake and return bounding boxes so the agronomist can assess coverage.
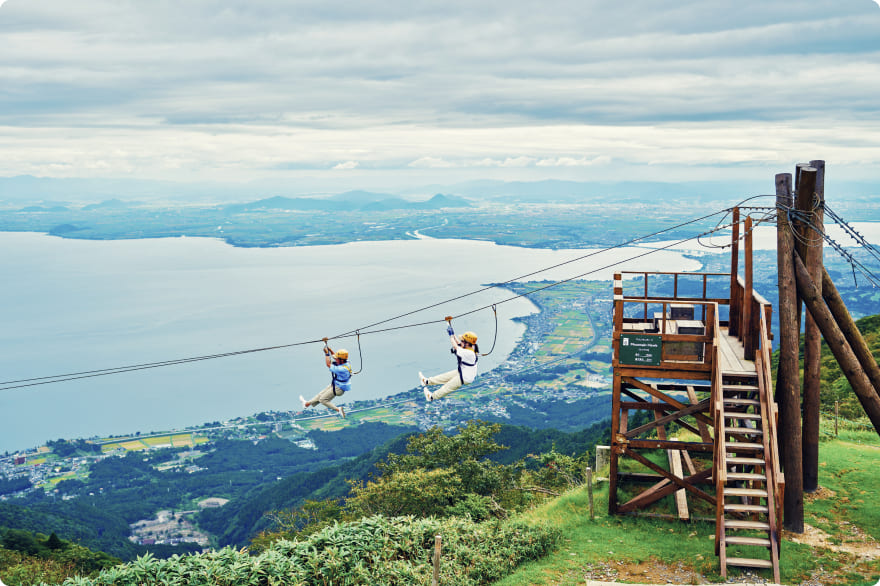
[0,232,698,452]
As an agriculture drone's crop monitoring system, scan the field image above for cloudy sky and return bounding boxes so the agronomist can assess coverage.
[1,0,879,191]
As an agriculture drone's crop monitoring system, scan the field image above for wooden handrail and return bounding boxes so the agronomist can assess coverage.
[710,307,725,556]
[758,306,784,543]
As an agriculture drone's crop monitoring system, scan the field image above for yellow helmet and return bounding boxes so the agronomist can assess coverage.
[334,349,349,360]
[461,331,478,344]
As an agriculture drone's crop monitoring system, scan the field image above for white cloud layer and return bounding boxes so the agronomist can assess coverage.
[1,0,879,188]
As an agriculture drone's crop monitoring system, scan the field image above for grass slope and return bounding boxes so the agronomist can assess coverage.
[497,430,880,586]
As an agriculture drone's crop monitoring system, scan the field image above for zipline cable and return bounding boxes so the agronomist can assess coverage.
[0,208,737,392]
[327,207,732,340]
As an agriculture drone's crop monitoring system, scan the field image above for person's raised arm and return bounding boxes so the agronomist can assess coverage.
[447,323,460,348]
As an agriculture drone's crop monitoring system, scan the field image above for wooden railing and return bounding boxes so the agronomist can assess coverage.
[711,307,726,556]
[757,305,785,543]
[731,276,773,360]
[614,298,716,371]
[619,271,731,323]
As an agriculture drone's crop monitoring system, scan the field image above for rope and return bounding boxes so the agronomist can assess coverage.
[0,207,737,392]
[351,331,364,375]
[480,305,498,357]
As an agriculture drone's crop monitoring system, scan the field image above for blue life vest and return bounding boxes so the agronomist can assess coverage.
[330,362,352,396]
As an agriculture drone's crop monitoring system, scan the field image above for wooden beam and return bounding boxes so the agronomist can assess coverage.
[624,399,711,438]
[688,385,713,442]
[667,448,690,520]
[628,439,714,452]
[623,377,713,426]
[822,268,880,394]
[653,396,667,440]
[624,448,716,505]
[794,253,880,434]
[617,468,713,513]
[776,171,804,532]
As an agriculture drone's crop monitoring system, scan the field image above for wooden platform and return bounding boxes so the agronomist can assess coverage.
[718,327,756,375]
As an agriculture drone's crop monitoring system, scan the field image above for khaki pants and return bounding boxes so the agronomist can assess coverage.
[426,370,469,400]
[309,384,342,412]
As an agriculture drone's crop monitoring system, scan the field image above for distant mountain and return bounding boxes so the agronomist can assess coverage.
[17,205,70,212]
[223,192,470,214]
[438,179,773,204]
[82,198,137,211]
[2,175,877,206]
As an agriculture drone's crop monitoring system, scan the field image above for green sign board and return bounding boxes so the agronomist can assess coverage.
[619,333,661,366]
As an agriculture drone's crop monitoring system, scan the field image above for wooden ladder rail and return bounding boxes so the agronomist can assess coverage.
[715,303,783,584]
[757,307,784,585]
[712,325,727,564]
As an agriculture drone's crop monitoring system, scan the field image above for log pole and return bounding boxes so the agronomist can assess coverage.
[743,215,754,358]
[794,253,880,435]
[730,207,740,337]
[800,161,823,493]
[776,172,804,532]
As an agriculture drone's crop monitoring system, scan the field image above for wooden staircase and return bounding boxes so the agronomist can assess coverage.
[716,373,781,584]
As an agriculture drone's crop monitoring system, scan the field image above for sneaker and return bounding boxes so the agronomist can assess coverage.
[299,395,308,409]
[419,371,429,387]
[423,388,433,402]
[339,406,346,419]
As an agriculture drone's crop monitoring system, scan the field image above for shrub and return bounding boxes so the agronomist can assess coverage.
[53,515,560,586]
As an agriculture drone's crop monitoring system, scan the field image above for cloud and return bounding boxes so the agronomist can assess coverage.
[0,0,879,187]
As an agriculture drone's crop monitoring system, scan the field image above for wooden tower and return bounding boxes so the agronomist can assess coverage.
[609,209,783,582]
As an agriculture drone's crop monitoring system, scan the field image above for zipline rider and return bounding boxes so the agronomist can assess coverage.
[300,345,351,419]
[419,324,479,402]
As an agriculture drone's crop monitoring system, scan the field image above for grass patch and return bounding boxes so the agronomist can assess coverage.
[497,435,880,585]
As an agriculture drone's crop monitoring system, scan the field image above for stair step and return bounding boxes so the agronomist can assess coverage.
[725,487,768,497]
[726,412,762,420]
[725,503,769,514]
[723,385,758,392]
[725,442,763,451]
[726,557,773,569]
[725,520,771,531]
[724,426,763,436]
[726,536,772,547]
[724,398,760,406]
[724,519,770,531]
[727,472,767,482]
[727,457,766,466]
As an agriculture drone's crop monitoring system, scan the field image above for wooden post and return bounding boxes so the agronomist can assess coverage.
[586,467,595,520]
[776,172,804,532]
[822,269,880,394]
[793,253,880,434]
[743,216,755,358]
[835,401,839,437]
[609,373,621,516]
[798,163,822,493]
[433,534,442,586]
[610,275,623,515]
[729,207,740,336]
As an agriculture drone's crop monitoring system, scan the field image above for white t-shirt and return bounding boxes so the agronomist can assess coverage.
[455,346,478,383]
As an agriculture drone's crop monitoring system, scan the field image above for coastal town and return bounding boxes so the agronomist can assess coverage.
[0,279,614,520]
